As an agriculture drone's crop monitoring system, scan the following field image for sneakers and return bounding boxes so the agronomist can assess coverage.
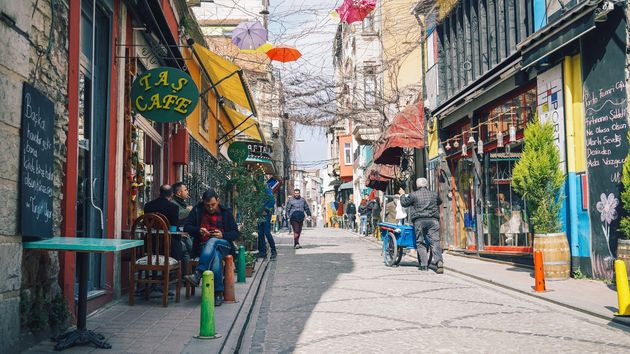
[270,254,277,260]
[294,243,301,249]
[214,293,223,307]
[435,260,444,274]
[184,271,202,287]
[418,265,428,271]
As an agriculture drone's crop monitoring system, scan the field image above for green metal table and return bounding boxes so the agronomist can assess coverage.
[23,237,144,351]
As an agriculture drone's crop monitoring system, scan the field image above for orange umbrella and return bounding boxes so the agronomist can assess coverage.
[266,45,302,63]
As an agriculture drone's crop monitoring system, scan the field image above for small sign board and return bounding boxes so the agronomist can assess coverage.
[20,83,55,239]
[228,141,249,163]
[131,67,199,122]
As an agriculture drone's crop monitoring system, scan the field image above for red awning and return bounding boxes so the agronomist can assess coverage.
[364,163,398,191]
[373,99,424,165]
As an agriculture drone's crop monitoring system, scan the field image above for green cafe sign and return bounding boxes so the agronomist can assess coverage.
[131,67,199,123]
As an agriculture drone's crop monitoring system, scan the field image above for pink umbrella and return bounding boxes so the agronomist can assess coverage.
[335,0,377,24]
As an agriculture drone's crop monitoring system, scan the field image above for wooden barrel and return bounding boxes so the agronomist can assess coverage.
[533,232,570,280]
[618,240,630,277]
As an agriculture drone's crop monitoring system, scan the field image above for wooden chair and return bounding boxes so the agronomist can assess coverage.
[129,213,181,307]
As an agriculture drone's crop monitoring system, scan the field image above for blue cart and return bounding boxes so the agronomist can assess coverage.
[379,222,417,267]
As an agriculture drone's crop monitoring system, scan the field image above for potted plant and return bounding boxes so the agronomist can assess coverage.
[245,250,256,277]
[617,132,630,270]
[512,119,569,280]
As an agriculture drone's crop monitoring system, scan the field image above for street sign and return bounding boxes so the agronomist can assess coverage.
[130,67,199,122]
[228,141,249,163]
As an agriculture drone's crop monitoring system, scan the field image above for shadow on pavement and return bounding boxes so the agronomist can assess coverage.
[248,249,353,353]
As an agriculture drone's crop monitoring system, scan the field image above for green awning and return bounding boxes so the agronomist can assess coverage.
[339,182,353,190]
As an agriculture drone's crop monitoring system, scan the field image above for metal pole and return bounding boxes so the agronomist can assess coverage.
[237,245,246,283]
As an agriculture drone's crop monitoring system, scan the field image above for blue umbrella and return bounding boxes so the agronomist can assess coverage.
[231,21,268,50]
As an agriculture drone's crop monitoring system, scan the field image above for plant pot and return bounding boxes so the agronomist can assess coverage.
[245,265,254,277]
[533,232,570,280]
[617,239,630,276]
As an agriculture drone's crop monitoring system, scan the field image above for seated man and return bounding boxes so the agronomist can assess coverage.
[144,185,183,261]
[183,189,239,306]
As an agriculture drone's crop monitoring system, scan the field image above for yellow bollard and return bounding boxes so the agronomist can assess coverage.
[614,260,630,317]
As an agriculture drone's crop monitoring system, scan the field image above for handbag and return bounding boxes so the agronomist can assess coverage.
[395,199,407,220]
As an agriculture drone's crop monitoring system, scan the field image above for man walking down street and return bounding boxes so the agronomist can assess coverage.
[184,190,239,306]
[286,188,311,249]
[399,178,443,273]
[358,198,369,236]
[258,186,277,260]
[345,196,357,232]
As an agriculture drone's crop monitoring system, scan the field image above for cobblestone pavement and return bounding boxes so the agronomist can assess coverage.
[244,227,630,354]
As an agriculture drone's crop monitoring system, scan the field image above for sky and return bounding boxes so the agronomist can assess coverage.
[267,0,341,166]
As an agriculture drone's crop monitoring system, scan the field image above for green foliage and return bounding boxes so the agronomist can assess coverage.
[20,292,70,333]
[245,250,256,266]
[208,159,271,249]
[619,132,630,240]
[572,268,586,279]
[512,119,565,234]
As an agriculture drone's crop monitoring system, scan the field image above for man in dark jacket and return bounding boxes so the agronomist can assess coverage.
[183,189,239,306]
[345,196,357,231]
[285,188,311,249]
[144,185,183,261]
[400,178,443,273]
[258,186,277,260]
[171,182,193,274]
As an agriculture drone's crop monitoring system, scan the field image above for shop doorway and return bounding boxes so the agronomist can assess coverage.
[76,0,111,295]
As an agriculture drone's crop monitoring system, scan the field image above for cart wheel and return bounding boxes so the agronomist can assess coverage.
[383,232,398,267]
[394,248,403,266]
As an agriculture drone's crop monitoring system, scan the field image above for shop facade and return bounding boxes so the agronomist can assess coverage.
[423,0,629,278]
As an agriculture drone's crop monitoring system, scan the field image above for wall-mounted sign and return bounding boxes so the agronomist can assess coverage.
[228,141,273,163]
[20,83,54,239]
[131,67,199,122]
[227,141,249,163]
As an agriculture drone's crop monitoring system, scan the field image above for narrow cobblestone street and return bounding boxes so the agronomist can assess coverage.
[243,227,630,353]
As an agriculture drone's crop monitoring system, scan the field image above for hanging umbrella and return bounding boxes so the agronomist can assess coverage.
[266,45,302,63]
[335,0,377,24]
[231,21,268,50]
[240,42,273,54]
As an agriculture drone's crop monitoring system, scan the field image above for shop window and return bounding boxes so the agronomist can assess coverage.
[480,86,537,250]
[364,66,377,107]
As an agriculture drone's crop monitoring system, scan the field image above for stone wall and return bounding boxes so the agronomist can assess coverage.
[0,0,69,351]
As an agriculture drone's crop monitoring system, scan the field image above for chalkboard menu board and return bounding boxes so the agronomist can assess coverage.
[20,83,54,239]
[582,9,628,279]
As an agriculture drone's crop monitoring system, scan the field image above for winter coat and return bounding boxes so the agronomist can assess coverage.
[183,203,239,256]
[400,187,441,221]
[286,196,311,220]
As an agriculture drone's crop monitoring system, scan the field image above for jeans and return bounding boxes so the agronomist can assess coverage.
[346,215,355,231]
[181,236,193,275]
[413,218,442,267]
[196,238,232,292]
[359,215,368,235]
[290,219,304,245]
[258,213,277,257]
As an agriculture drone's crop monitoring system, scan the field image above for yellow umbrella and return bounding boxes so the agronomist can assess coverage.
[240,42,273,54]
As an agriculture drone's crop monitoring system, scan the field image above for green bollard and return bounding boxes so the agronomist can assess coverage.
[238,245,246,283]
[195,271,221,339]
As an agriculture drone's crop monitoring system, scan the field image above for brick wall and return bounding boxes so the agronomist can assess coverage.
[0,0,69,351]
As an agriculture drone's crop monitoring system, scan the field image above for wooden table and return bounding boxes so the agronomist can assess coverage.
[23,237,144,351]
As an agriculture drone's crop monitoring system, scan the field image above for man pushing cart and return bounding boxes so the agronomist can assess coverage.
[379,178,443,274]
